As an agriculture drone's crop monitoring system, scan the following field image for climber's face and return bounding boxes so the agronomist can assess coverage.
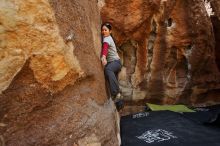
[101,26,111,37]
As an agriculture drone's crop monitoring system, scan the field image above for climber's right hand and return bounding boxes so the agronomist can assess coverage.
[101,56,107,66]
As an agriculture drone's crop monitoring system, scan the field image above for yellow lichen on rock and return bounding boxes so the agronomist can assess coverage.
[0,0,83,93]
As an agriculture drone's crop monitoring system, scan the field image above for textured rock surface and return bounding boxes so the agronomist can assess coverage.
[0,0,84,94]
[101,0,220,105]
[210,0,220,71]
[211,16,220,72]
[1,0,220,145]
[210,0,220,19]
[0,0,119,145]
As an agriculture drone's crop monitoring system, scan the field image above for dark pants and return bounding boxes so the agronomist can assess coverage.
[104,60,122,96]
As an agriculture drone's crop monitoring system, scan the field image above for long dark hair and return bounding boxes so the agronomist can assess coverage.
[101,22,117,45]
[101,22,112,31]
[101,22,121,52]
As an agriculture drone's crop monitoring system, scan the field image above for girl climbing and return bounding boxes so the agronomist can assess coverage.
[101,22,124,110]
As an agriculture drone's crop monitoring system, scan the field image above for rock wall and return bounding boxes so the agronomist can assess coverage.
[210,0,220,19]
[101,0,220,105]
[0,0,119,145]
[1,0,220,145]
[210,0,220,71]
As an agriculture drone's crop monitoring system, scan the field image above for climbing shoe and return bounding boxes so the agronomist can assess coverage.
[115,99,124,111]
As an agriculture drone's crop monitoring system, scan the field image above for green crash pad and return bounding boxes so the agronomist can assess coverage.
[146,103,195,113]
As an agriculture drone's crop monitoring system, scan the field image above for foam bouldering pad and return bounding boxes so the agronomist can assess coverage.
[146,103,195,113]
[121,111,220,146]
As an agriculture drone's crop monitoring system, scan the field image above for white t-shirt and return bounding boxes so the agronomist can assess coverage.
[103,35,120,62]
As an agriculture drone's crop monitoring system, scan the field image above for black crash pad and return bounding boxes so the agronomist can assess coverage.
[121,110,220,146]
